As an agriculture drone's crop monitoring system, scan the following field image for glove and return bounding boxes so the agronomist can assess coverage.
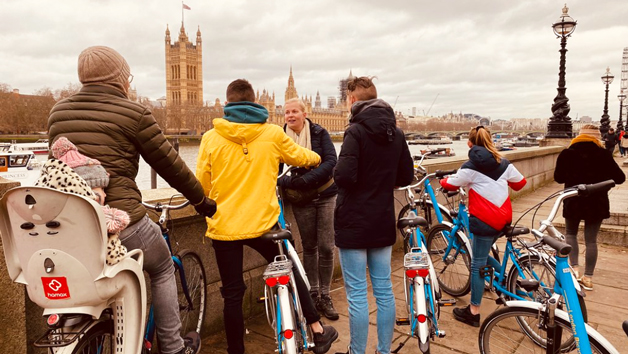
[290,176,307,190]
[194,197,217,218]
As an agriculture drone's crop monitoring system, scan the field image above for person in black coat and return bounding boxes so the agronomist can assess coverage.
[603,127,618,154]
[554,124,625,290]
[333,76,413,354]
[279,98,339,320]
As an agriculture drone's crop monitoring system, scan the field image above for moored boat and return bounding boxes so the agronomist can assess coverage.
[7,139,49,155]
[0,151,43,186]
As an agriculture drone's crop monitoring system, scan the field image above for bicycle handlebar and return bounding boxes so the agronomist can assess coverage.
[541,235,572,257]
[576,179,615,197]
[435,169,457,178]
[142,200,190,211]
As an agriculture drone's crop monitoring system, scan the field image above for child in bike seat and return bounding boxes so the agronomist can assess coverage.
[36,137,130,265]
[440,126,527,327]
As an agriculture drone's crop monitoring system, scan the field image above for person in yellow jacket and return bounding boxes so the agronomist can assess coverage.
[196,79,338,354]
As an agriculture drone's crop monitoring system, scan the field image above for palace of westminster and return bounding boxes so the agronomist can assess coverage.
[162,22,352,134]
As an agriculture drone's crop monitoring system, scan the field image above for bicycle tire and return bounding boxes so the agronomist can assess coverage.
[426,223,471,296]
[478,305,614,354]
[71,320,114,354]
[506,254,588,322]
[175,250,207,336]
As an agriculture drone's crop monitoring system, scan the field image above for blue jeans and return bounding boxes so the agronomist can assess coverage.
[470,234,500,306]
[118,215,183,354]
[339,246,395,354]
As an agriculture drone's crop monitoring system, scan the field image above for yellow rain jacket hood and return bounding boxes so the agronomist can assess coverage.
[196,103,321,241]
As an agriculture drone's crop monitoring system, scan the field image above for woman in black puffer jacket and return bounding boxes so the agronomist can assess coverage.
[554,124,625,290]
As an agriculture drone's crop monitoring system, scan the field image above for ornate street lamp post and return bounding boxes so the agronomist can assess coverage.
[618,91,626,132]
[599,67,614,136]
[546,4,577,139]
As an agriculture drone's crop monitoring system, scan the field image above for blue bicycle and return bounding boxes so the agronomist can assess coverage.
[394,179,456,354]
[479,181,619,354]
[142,198,207,353]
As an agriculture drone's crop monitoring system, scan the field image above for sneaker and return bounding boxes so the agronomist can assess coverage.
[177,332,201,354]
[452,305,480,327]
[579,276,593,291]
[313,323,339,354]
[317,295,339,321]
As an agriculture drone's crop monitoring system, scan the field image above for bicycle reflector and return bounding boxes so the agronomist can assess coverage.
[265,277,278,287]
[405,268,429,278]
[284,329,294,339]
[265,275,291,287]
[417,314,427,323]
[47,314,60,327]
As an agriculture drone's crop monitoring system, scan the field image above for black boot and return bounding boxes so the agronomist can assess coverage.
[452,305,480,327]
[317,294,339,321]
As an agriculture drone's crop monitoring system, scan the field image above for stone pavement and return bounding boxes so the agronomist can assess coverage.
[200,158,628,353]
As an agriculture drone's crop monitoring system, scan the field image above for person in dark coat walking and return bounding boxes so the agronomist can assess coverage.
[279,98,339,320]
[334,76,414,354]
[555,124,625,290]
[603,127,618,154]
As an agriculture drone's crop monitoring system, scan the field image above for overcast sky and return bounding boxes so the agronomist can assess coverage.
[1,0,627,121]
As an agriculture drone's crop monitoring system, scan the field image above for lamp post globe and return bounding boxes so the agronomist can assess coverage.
[600,67,614,136]
[546,4,577,139]
[618,91,626,132]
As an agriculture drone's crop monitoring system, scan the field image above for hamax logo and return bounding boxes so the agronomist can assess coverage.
[41,277,70,299]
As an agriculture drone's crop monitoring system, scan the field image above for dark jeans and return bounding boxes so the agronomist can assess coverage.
[564,217,603,277]
[292,195,336,296]
[470,234,501,306]
[212,237,321,354]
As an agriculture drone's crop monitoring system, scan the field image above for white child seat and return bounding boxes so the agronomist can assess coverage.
[0,186,146,354]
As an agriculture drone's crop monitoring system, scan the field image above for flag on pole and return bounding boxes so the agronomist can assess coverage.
[183,3,191,10]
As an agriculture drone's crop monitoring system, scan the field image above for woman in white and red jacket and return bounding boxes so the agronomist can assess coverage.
[439,126,526,327]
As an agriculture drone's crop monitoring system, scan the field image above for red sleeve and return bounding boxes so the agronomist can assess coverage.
[440,177,459,191]
[508,178,527,191]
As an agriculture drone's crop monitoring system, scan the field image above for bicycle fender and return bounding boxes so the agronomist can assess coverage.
[414,279,430,346]
[504,301,620,354]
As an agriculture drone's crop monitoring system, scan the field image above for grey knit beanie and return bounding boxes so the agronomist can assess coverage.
[77,46,131,93]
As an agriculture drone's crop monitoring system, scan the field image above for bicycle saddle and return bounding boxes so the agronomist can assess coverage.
[261,229,293,242]
[516,278,540,292]
[397,216,428,228]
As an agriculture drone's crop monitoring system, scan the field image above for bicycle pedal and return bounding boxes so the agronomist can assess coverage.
[438,299,456,306]
[396,318,410,326]
[437,330,446,338]
[256,297,266,303]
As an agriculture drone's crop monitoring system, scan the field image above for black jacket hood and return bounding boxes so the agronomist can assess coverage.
[468,145,500,172]
[350,99,396,144]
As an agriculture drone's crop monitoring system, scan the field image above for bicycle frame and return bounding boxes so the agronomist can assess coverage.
[142,200,198,351]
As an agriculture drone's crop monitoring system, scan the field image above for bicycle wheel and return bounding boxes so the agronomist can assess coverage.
[426,224,471,296]
[506,254,588,322]
[479,306,613,354]
[175,250,207,335]
[71,320,114,354]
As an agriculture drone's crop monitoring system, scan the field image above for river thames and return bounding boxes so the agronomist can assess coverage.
[136,140,483,190]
